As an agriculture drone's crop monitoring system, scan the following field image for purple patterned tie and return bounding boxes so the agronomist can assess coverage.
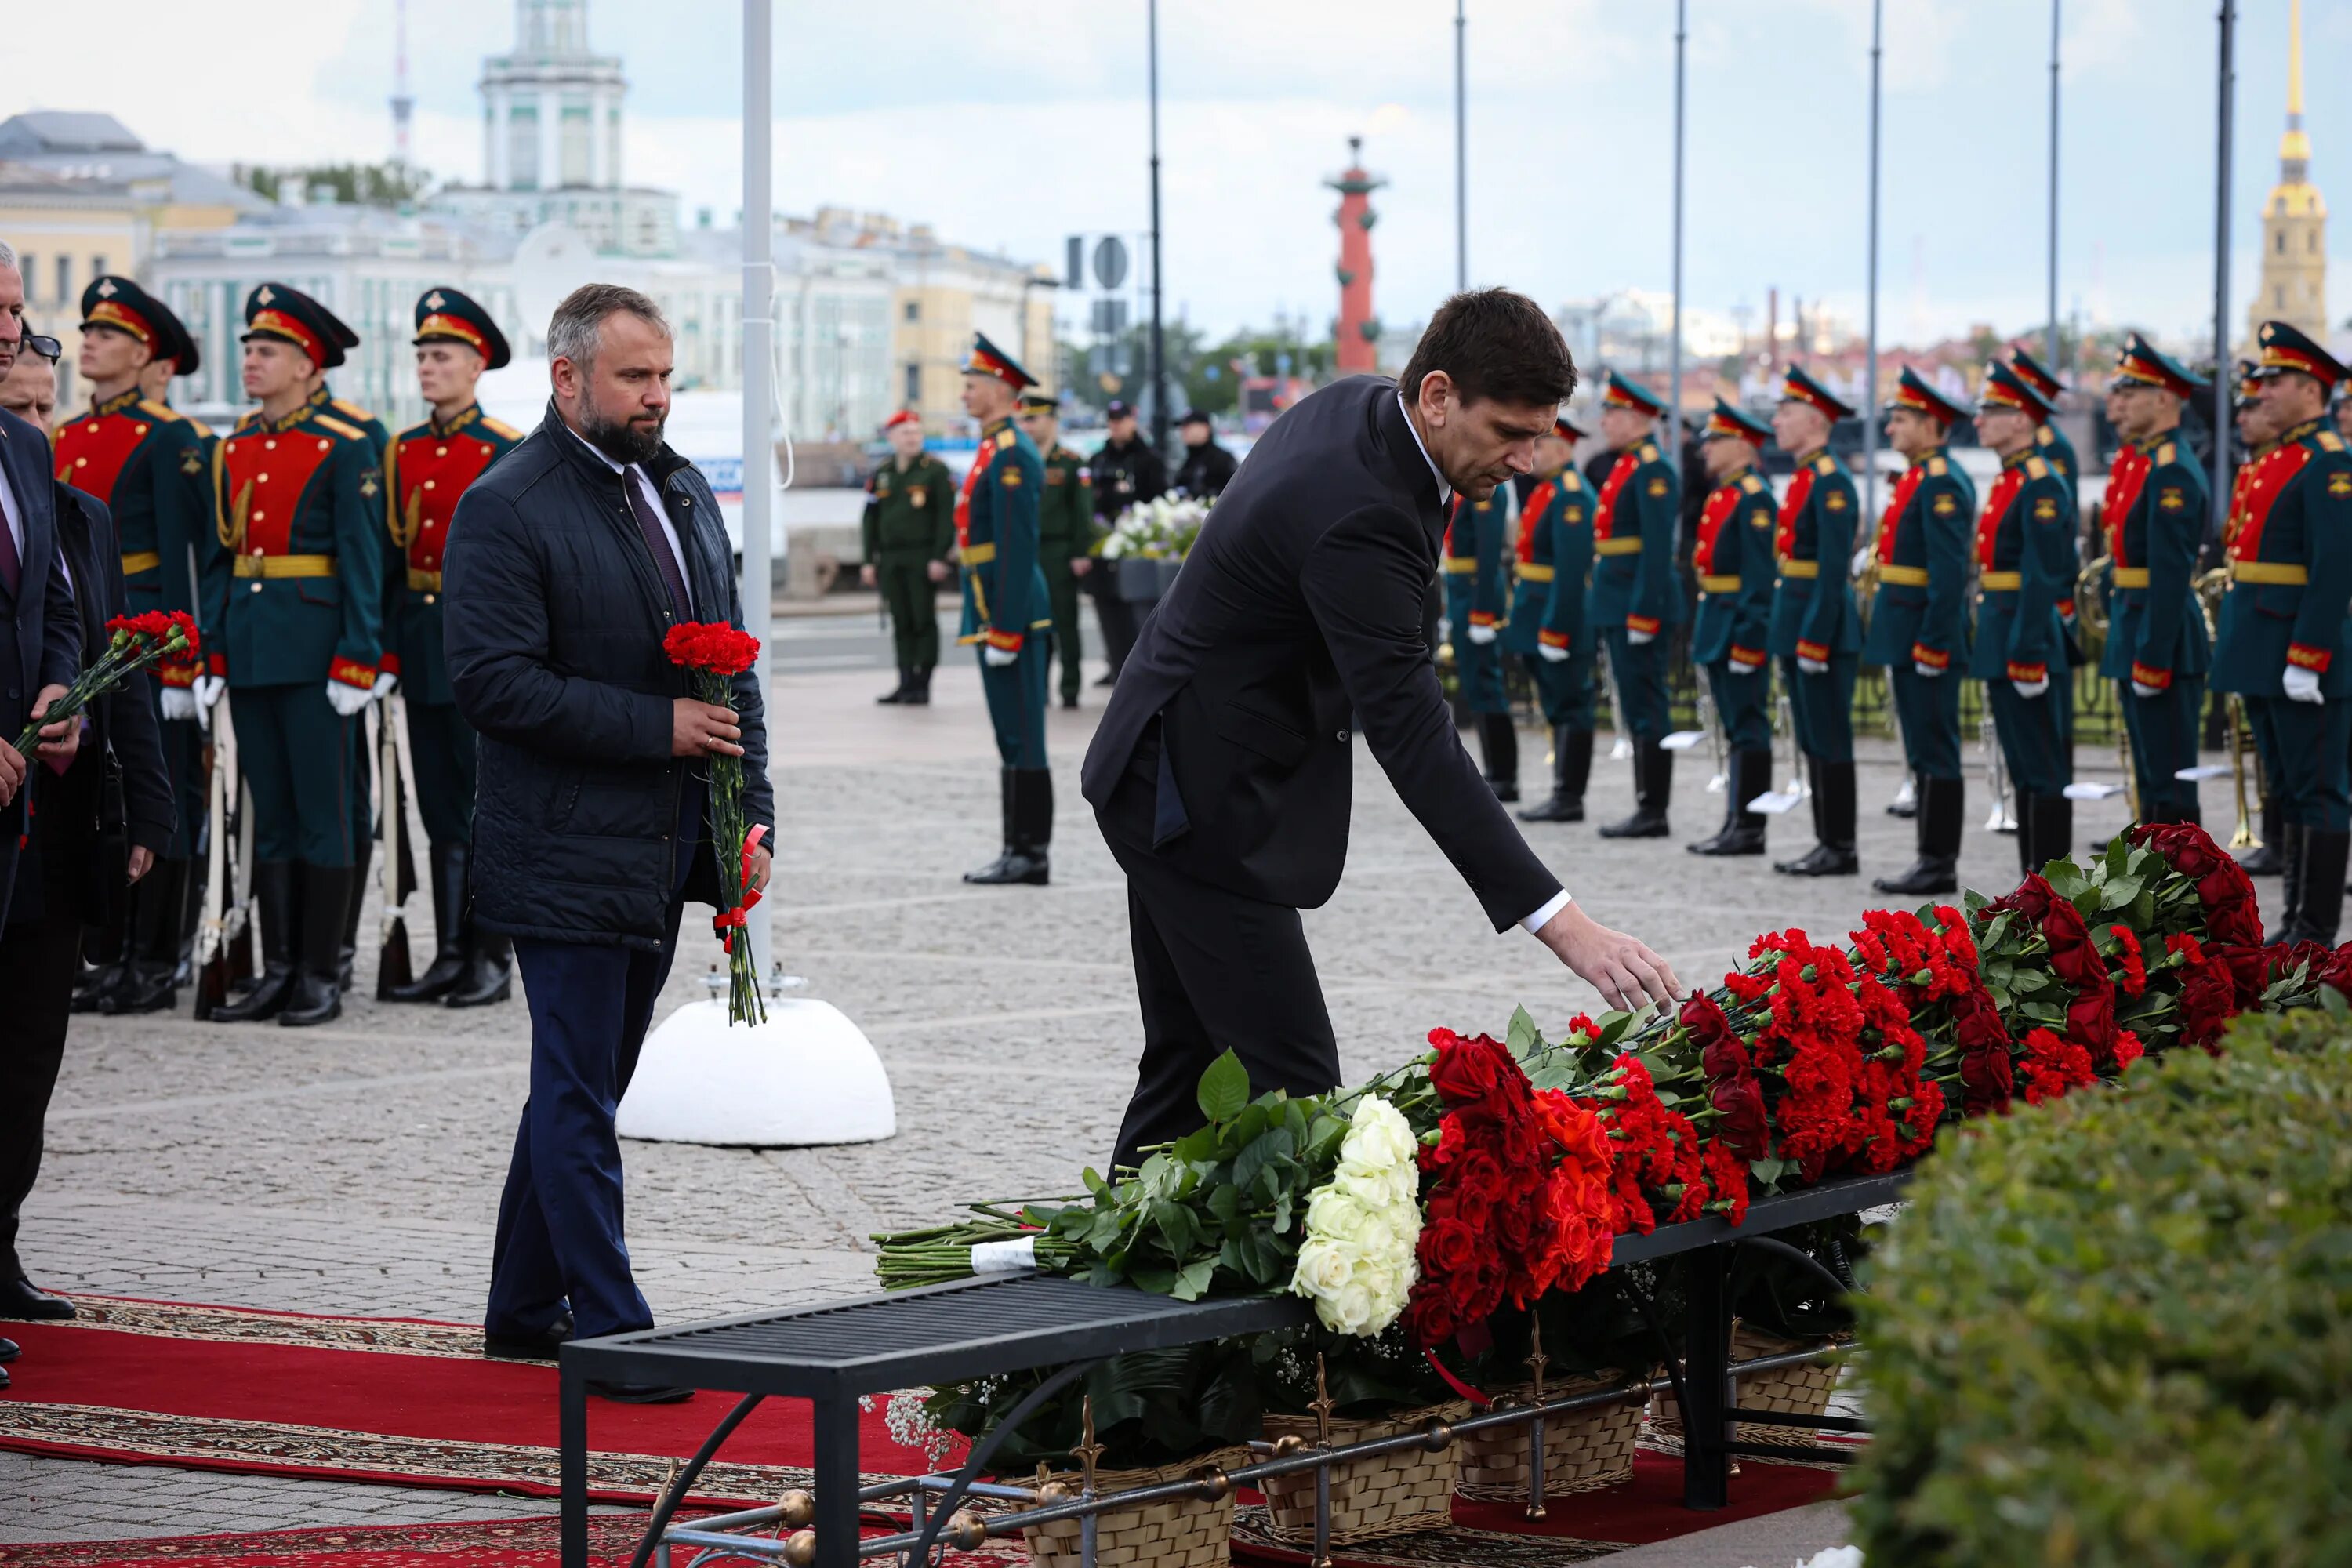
[622,472,691,622]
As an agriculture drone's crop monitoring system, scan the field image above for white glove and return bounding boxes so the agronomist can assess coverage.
[1627,628,1655,647]
[325,679,373,717]
[160,687,198,722]
[1465,622,1497,645]
[193,674,226,711]
[2012,677,2050,700]
[1798,655,1828,677]
[1537,644,1569,664]
[1914,661,1944,679]
[373,671,399,700]
[1727,659,1761,677]
[2283,664,2325,705]
[2131,680,2165,700]
[983,644,1021,668]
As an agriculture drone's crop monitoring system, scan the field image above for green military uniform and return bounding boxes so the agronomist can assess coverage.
[1447,486,1517,799]
[1769,366,1864,877]
[2211,322,2352,945]
[1588,373,1682,840]
[198,283,386,1028]
[1508,425,1598,822]
[1686,400,1780,857]
[2098,335,2212,826]
[1022,390,1094,707]
[957,333,1055,887]
[862,411,956,702]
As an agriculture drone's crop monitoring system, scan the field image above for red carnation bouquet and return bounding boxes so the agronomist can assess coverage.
[662,621,766,1025]
[12,611,199,758]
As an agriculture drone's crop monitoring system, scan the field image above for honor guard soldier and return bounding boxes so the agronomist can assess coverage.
[48,278,212,1014]
[2227,361,2288,875]
[1511,416,1597,822]
[1867,368,1976,895]
[378,288,522,1007]
[195,284,387,1025]
[1446,485,1518,799]
[2101,334,2212,827]
[1971,361,2078,874]
[2005,346,2079,485]
[955,333,1054,886]
[1019,391,1094,709]
[859,409,955,706]
[1768,365,1864,876]
[1589,372,1683,837]
[2211,321,2352,946]
[1686,400,1779,857]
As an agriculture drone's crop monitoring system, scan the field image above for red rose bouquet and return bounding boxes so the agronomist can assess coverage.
[662,621,765,1025]
[12,611,198,757]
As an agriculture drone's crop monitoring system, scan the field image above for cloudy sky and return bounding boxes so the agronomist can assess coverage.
[8,0,2347,350]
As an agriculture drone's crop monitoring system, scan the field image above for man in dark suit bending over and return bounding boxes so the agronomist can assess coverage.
[1083,289,1683,1171]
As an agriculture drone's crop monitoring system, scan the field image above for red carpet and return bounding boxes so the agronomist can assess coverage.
[0,1297,958,1504]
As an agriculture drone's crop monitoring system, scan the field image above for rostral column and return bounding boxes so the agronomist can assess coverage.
[1327,136,1386,375]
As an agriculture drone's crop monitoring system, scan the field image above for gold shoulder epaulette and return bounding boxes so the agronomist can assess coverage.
[2318,431,2347,453]
[1816,455,1836,474]
[2025,456,2049,480]
[234,411,260,432]
[996,429,1016,448]
[1927,456,1947,476]
[314,414,366,441]
[1638,441,1659,463]
[2156,441,2178,464]
[136,398,182,423]
[332,398,376,424]
[186,417,214,440]
[396,420,433,445]
[479,416,524,441]
[1741,473,1765,494]
[1562,470,1582,492]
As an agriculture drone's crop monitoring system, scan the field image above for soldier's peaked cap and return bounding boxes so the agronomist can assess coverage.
[1601,371,1665,417]
[1978,358,2056,420]
[241,283,354,369]
[413,287,511,371]
[1886,365,1967,426]
[1779,364,1854,422]
[2249,319,2349,390]
[2110,332,2209,399]
[962,332,1037,391]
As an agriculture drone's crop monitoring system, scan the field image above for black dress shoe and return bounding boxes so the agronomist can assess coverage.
[0,1363,9,1390]
[0,1336,18,1363]
[0,1276,74,1319]
[589,1379,695,1404]
[484,1313,574,1362]
[1061,693,1080,710]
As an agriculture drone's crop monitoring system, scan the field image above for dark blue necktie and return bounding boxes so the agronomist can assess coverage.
[623,472,691,621]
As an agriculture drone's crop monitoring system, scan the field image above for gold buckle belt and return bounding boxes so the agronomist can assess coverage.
[1515,563,1555,583]
[1875,564,1929,587]
[1978,570,2023,590]
[1776,557,1819,579]
[1443,557,1478,574]
[1698,574,1742,593]
[2228,560,2308,586]
[120,550,162,575]
[2111,566,2150,589]
[407,568,442,593]
[233,553,336,579]
[960,543,997,567]
[1593,538,1643,557]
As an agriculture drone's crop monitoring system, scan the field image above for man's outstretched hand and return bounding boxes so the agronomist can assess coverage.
[1534,901,1682,1012]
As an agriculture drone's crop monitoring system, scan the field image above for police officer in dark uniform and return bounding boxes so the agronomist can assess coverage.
[1019,391,1094,708]
[1970,361,2078,875]
[379,288,523,1006]
[1686,400,1778,857]
[1171,408,1238,498]
[2211,321,2352,946]
[194,285,385,1026]
[2100,334,2211,827]
[859,409,955,706]
[1589,373,1682,838]
[1866,368,1975,895]
[1768,365,1863,877]
[1086,398,1166,684]
[1512,417,1596,822]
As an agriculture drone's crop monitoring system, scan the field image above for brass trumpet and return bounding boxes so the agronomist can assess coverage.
[2078,554,2138,823]
[2195,565,2263,849]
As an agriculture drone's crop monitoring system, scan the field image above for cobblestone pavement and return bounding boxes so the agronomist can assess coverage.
[1,650,2139,1547]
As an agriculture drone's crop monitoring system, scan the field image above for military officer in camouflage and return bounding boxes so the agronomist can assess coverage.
[49,277,211,1014]
[956,333,1054,886]
[2211,321,2352,946]
[2100,334,2211,828]
[1511,416,1596,822]
[1018,390,1094,709]
[1684,400,1778,857]
[1865,368,1976,895]
[1769,365,1863,877]
[860,409,955,706]
[1447,485,1518,799]
[194,284,387,1027]
[376,288,523,1007]
[1588,372,1682,838]
[1970,361,2078,875]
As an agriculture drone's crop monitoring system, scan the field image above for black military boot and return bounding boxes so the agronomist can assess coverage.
[2292,829,2350,946]
[876,667,912,705]
[2238,802,2285,875]
[1478,713,1520,803]
[969,769,1051,886]
[1690,748,1769,856]
[963,768,1021,884]
[2012,790,2039,877]
[2033,793,2075,876]
[71,963,122,1014]
[336,848,370,993]
[903,666,934,707]
[447,926,514,1007]
[1517,727,1590,823]
[2267,823,2307,944]
[1598,741,1672,838]
[209,862,297,1022]
[281,865,351,1027]
[386,844,467,1002]
[103,858,189,1014]
[1778,760,1859,876]
[1874,774,1963,895]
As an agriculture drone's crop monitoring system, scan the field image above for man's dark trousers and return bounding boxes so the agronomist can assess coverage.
[485,773,704,1341]
[0,759,97,1282]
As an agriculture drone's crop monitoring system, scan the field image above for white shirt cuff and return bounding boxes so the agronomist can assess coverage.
[1520,890,1573,935]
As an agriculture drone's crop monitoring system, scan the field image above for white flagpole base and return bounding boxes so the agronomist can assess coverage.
[616,997,896,1147]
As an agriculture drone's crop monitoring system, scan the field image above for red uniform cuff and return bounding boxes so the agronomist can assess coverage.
[2057,598,2077,618]
[379,652,403,677]
[1795,640,1829,663]
[1537,630,1569,649]
[2288,644,2333,673]
[1626,615,1661,636]
[1910,643,1951,670]
[1468,611,1497,627]
[2006,661,2049,683]
[1730,645,1766,668]
[158,663,196,688]
[984,627,1024,652]
[329,659,378,689]
[2129,662,2172,691]
[207,653,227,677]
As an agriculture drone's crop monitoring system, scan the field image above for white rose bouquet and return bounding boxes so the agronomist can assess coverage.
[1289,1096,1421,1335]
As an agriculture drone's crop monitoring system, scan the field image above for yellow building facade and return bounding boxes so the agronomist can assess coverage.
[2250,0,2328,343]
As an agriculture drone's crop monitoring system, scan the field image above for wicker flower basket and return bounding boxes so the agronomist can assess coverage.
[1023,1448,1245,1568]
[1650,1324,1841,1448]
[1454,1373,1646,1501]
[1257,1401,1472,1546]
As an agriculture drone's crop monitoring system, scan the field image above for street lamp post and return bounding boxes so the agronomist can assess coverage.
[1861,0,1883,523]
[1148,0,1169,457]
[2045,0,2062,367]
[1667,0,1686,473]
[1455,0,1468,291]
[739,0,775,983]
[2212,0,2237,534]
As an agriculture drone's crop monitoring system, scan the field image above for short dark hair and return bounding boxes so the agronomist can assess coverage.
[1400,288,1577,409]
[547,282,670,372]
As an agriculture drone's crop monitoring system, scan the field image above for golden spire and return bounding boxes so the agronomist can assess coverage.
[2282,0,2310,167]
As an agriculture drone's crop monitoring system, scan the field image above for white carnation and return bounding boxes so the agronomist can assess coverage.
[1287,1095,1423,1336]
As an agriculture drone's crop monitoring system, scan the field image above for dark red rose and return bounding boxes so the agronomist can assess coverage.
[1428,1029,1508,1107]
[2323,944,2352,999]
[1419,1215,1481,1278]
[1709,1073,1770,1159]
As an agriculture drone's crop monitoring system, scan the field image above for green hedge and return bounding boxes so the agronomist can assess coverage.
[1849,1010,2352,1566]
